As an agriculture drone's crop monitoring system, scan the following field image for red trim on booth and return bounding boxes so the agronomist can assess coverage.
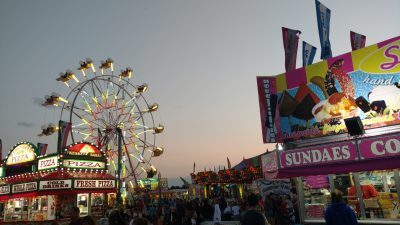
[0,195,9,201]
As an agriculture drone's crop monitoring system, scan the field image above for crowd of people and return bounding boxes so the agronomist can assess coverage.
[52,191,300,225]
[96,192,297,225]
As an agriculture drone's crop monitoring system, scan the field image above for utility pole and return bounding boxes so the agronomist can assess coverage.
[116,127,123,207]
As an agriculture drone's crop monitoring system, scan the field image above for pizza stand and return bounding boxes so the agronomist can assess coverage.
[0,141,116,223]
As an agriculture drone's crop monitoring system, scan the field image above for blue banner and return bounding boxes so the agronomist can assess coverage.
[302,41,317,67]
[315,0,332,59]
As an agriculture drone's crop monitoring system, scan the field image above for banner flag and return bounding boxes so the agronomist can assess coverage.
[57,120,72,153]
[350,31,366,50]
[316,0,332,59]
[38,143,48,155]
[0,139,2,161]
[193,162,196,173]
[302,41,317,67]
[282,27,301,72]
[227,157,232,169]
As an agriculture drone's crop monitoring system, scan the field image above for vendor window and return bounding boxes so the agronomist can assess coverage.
[302,174,331,219]
[77,193,89,216]
[5,198,29,221]
[91,193,104,218]
[355,170,400,220]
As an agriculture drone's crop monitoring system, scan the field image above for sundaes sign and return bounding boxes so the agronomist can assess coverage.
[12,182,37,193]
[38,156,58,171]
[279,142,357,168]
[74,180,115,189]
[63,159,105,169]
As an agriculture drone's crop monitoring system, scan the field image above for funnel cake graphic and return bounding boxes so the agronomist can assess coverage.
[312,59,358,123]
[312,93,358,123]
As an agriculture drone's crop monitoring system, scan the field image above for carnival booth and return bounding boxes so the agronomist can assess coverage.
[0,141,116,223]
[257,36,400,224]
[190,155,263,199]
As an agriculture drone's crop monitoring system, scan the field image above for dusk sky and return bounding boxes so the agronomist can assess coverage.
[0,0,399,185]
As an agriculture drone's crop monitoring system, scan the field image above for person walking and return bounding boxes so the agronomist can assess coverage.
[240,194,270,225]
[325,190,358,225]
[69,207,82,225]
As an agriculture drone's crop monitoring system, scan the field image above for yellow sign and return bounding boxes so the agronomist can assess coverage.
[6,144,36,165]
[360,40,400,74]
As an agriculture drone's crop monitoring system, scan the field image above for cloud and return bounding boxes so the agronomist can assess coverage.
[17,122,36,127]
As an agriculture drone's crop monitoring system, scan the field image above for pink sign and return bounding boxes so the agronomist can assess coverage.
[360,133,400,159]
[262,152,278,172]
[280,141,357,168]
[305,175,329,189]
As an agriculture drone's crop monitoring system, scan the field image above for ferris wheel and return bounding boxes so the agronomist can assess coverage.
[39,58,164,186]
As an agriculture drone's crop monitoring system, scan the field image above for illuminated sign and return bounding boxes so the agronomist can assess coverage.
[138,178,159,191]
[63,159,105,169]
[39,180,71,190]
[6,143,36,165]
[38,156,58,171]
[279,141,357,168]
[0,185,10,195]
[66,143,103,157]
[74,179,115,189]
[257,36,400,143]
[0,166,3,177]
[360,133,400,159]
[12,182,37,193]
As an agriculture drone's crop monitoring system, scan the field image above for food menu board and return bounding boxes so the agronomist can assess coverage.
[305,175,329,189]
[258,36,400,143]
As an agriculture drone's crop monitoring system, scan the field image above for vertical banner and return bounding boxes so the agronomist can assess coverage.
[37,143,48,156]
[350,31,366,51]
[282,27,301,72]
[302,41,317,67]
[257,77,280,143]
[227,157,231,169]
[57,120,72,153]
[315,0,332,59]
[193,162,196,173]
[0,139,2,161]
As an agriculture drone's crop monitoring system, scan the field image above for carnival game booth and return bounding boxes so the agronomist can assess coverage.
[257,36,400,224]
[0,141,116,223]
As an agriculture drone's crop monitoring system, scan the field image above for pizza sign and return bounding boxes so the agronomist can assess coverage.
[6,143,36,165]
[38,156,58,171]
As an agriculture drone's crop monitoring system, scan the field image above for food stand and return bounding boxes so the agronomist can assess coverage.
[257,36,400,224]
[0,141,116,223]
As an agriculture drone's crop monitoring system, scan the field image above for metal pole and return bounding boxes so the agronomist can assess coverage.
[117,128,123,207]
[393,169,400,205]
[353,173,366,219]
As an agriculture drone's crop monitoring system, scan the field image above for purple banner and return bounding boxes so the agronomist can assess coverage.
[350,31,366,51]
[360,133,400,159]
[279,141,357,168]
[282,27,301,72]
[257,77,281,143]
